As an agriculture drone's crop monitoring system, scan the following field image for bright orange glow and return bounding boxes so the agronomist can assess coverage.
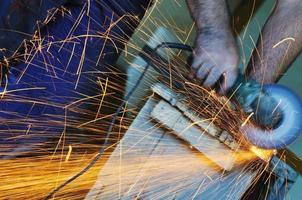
[250,146,274,162]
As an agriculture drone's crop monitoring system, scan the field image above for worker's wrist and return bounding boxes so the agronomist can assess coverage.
[196,26,236,46]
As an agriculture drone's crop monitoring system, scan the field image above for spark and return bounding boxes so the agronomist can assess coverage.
[95,77,109,120]
[272,37,296,49]
[65,145,73,162]
[241,112,254,127]
[250,146,274,162]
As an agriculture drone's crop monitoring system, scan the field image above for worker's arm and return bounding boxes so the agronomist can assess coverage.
[186,0,239,94]
[247,0,302,83]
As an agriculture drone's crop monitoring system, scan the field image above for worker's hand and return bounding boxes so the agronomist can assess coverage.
[190,33,239,94]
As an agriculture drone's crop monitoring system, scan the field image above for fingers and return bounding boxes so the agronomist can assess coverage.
[196,64,212,80]
[218,69,238,94]
[203,68,222,88]
[191,63,238,94]
[191,54,216,81]
[190,48,239,94]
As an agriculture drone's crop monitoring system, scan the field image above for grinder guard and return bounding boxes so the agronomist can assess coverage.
[239,84,302,149]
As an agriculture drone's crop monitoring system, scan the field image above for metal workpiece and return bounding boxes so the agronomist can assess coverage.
[151,99,236,171]
[151,83,240,151]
